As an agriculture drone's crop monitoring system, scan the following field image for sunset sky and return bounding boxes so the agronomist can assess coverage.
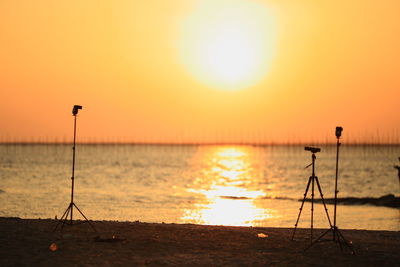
[1,0,399,144]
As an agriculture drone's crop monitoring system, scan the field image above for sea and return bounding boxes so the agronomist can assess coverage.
[0,144,399,231]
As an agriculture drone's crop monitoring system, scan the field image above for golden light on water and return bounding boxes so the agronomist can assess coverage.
[182,147,273,226]
[184,195,268,226]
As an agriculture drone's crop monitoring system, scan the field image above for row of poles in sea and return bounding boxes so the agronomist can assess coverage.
[1,128,399,145]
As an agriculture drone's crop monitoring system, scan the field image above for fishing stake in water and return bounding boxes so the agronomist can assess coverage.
[54,105,97,232]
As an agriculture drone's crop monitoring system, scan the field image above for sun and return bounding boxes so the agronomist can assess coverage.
[178,0,276,91]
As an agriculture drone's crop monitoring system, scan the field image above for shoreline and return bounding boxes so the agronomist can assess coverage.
[1,217,399,266]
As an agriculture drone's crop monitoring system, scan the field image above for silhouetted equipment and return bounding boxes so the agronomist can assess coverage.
[54,105,97,232]
[333,127,343,234]
[305,127,355,253]
[304,146,321,153]
[292,147,332,244]
[335,126,343,138]
[72,105,82,116]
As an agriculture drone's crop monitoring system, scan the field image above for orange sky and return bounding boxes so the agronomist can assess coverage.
[1,0,399,144]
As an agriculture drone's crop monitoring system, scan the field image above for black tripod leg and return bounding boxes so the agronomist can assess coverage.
[315,177,333,228]
[292,176,312,240]
[73,203,97,232]
[61,205,72,230]
[54,204,71,231]
[303,178,336,251]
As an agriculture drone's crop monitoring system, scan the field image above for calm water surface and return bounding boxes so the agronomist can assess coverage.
[0,144,399,230]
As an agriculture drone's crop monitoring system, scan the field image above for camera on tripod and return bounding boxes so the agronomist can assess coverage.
[304,146,321,153]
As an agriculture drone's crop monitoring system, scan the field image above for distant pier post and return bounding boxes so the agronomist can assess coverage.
[395,157,400,188]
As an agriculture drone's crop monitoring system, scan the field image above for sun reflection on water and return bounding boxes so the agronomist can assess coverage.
[181,146,274,226]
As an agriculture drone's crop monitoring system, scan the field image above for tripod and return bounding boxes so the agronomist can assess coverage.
[292,147,332,244]
[305,130,354,253]
[54,106,97,232]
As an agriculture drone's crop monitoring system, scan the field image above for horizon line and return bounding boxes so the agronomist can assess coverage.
[1,141,399,146]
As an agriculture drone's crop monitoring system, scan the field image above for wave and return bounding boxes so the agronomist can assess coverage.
[219,196,250,200]
[220,195,295,201]
[219,194,400,208]
[302,194,400,208]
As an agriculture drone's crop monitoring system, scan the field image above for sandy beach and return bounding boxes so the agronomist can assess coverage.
[0,217,399,266]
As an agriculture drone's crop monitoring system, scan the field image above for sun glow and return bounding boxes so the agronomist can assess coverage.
[178,0,276,90]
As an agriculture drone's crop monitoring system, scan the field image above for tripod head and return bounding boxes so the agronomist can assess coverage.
[304,146,321,154]
[304,146,321,168]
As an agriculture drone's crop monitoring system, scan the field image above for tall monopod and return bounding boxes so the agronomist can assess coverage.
[54,105,97,232]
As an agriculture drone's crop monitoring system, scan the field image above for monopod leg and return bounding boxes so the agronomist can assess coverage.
[54,204,70,231]
[305,228,331,251]
[337,229,355,254]
[73,203,97,232]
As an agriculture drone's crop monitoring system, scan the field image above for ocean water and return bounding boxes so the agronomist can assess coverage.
[0,144,399,230]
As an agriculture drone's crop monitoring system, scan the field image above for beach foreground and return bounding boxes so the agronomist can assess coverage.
[0,218,399,266]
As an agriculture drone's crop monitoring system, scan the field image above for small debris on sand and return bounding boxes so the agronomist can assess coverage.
[0,218,399,266]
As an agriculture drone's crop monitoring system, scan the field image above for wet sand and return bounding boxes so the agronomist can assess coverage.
[0,217,399,266]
